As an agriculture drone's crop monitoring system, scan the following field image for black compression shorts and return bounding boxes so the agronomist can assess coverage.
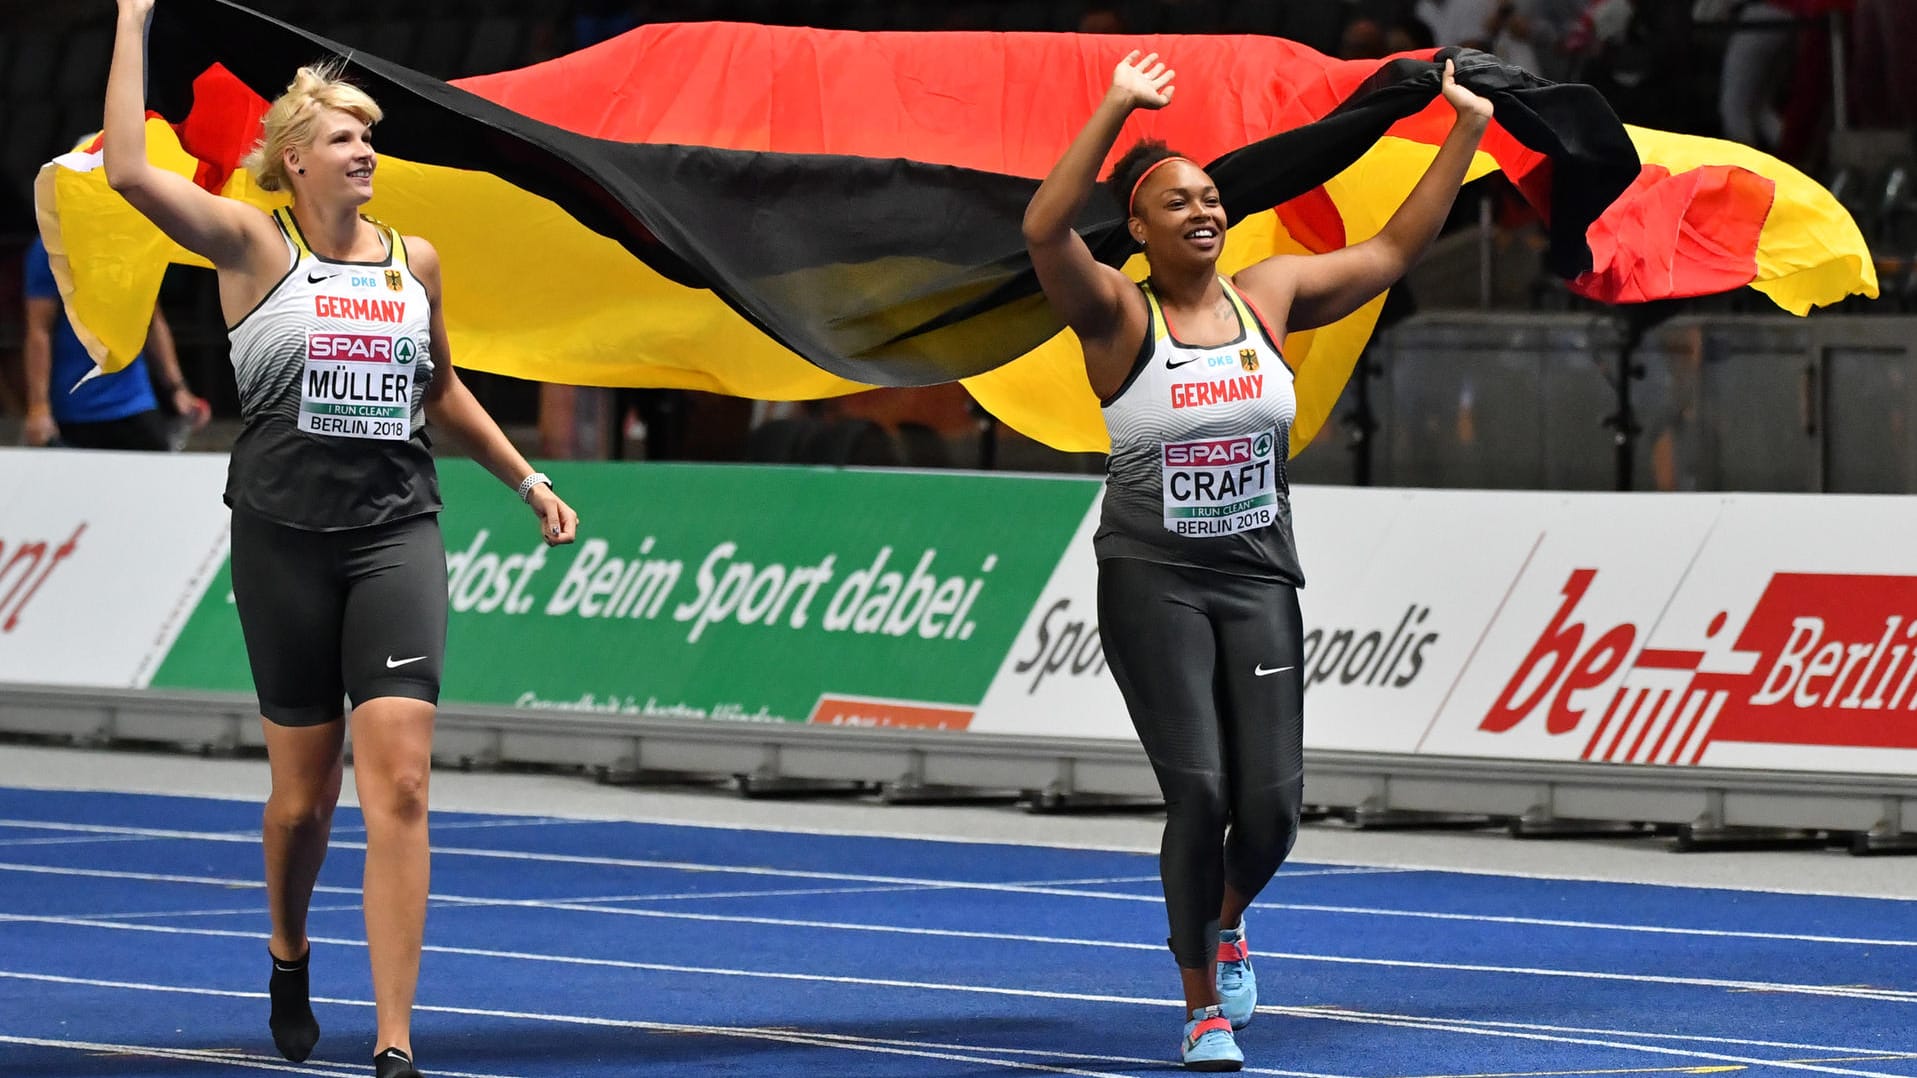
[229,509,449,727]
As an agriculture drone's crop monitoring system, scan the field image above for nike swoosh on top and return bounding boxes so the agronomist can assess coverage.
[386,655,427,669]
[1165,355,1200,369]
[1253,665,1293,677]
[307,271,339,283]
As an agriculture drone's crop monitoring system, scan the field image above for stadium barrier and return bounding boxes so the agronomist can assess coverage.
[3,449,1914,846]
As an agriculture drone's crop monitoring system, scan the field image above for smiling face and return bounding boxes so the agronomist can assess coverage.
[1128,159,1226,270]
[285,109,377,208]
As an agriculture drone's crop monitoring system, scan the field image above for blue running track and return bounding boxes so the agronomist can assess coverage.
[1,786,1914,1077]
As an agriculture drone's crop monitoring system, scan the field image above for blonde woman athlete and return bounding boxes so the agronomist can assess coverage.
[102,3,581,1075]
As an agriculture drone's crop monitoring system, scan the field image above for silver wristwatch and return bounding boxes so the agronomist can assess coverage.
[515,471,553,503]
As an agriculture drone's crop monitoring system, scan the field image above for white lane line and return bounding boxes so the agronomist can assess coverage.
[0,828,1301,893]
[514,874,1164,905]
[0,834,172,849]
[59,867,1134,920]
[0,816,584,843]
[9,786,1917,903]
[425,892,1165,949]
[785,1028,1351,1078]
[0,1035,519,1077]
[1285,1005,1916,1078]
[2,823,1909,951]
[0,860,348,892]
[7,910,1916,1006]
[29,873,1162,923]
[580,884,938,903]
[0,971,1140,1078]
[6,862,1916,1002]
[0,1035,370,1076]
[0,822,1172,902]
[72,903,367,922]
[5,968,1909,1078]
[1270,867,1413,879]
[333,818,590,837]
[0,820,261,839]
[1258,902,1917,949]
[1263,1006,1917,1059]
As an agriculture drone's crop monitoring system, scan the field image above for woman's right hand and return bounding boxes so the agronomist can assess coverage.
[117,0,155,20]
[1109,51,1176,111]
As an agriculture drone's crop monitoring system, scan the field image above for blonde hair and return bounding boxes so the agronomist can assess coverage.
[241,62,383,193]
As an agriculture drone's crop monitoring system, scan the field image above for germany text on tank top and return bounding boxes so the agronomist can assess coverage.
[225,207,441,531]
[1095,278,1304,585]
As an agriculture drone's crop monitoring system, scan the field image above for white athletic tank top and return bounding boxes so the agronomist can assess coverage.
[225,207,440,531]
[1095,278,1304,584]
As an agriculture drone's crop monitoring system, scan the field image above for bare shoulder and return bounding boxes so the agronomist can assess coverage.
[1230,255,1299,304]
[1230,256,1302,327]
[401,233,442,299]
[402,233,440,273]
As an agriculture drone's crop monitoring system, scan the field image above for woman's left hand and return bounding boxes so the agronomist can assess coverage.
[528,486,579,546]
[1440,58,1494,123]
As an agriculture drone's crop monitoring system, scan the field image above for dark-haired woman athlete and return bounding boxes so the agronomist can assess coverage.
[1021,50,1490,1071]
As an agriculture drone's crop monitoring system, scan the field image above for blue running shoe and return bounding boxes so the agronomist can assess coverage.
[1181,1005,1244,1071]
[1216,923,1257,1030]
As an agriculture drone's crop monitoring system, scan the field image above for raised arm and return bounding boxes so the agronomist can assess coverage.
[1236,60,1493,334]
[1021,52,1173,352]
[104,0,275,270]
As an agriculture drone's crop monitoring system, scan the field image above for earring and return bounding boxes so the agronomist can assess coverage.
[297,167,306,174]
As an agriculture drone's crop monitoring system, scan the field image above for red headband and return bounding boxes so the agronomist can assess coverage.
[1127,155,1193,217]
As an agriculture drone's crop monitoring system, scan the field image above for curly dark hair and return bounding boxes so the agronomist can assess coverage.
[1105,138,1187,218]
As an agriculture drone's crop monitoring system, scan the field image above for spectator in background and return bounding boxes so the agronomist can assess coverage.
[1569,0,1715,134]
[1417,0,1502,48]
[1710,0,1854,165]
[1341,15,1391,58]
[1079,6,1126,33]
[1490,0,1587,80]
[1712,0,1795,150]
[20,234,207,449]
[1415,0,1578,77]
[1850,0,1917,128]
[1387,14,1439,52]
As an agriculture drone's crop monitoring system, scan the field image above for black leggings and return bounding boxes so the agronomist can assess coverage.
[1097,557,1305,969]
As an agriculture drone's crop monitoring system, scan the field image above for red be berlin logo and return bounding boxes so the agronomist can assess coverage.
[1480,569,1917,764]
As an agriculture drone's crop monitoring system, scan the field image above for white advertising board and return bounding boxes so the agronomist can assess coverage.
[974,487,1917,777]
[0,448,229,687]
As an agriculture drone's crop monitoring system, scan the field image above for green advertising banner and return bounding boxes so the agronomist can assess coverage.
[151,462,1098,728]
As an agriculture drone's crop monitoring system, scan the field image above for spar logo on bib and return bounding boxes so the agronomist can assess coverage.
[300,332,415,441]
[310,333,395,361]
[1161,431,1278,537]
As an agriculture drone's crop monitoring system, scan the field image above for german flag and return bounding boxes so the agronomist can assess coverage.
[37,0,1875,455]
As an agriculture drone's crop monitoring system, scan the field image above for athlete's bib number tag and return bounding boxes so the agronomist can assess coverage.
[299,333,418,441]
[1161,430,1278,536]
